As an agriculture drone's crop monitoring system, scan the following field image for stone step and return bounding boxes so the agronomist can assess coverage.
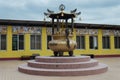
[18,63,108,76]
[35,56,90,63]
[28,59,98,69]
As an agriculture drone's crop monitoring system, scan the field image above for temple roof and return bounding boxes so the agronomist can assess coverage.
[0,19,120,30]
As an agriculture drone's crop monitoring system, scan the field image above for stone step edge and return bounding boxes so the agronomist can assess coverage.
[35,56,91,63]
[28,59,98,64]
[18,63,108,71]
[27,59,98,69]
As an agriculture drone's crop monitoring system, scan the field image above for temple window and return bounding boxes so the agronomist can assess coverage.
[47,35,52,49]
[30,35,41,50]
[102,36,110,49]
[76,36,85,49]
[0,26,7,50]
[89,36,98,49]
[0,34,7,50]
[12,35,24,50]
[114,36,120,49]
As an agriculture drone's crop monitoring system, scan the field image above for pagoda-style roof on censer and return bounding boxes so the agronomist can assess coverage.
[49,12,75,19]
[44,4,81,19]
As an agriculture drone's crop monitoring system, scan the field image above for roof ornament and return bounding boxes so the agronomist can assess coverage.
[47,9,54,13]
[75,12,81,16]
[70,9,77,13]
[59,4,65,11]
[70,8,81,17]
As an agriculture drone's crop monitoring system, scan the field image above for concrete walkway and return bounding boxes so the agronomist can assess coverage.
[0,57,120,80]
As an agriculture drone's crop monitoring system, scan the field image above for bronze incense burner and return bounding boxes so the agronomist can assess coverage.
[44,4,81,56]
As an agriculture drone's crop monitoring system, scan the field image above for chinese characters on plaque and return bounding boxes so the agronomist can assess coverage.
[12,26,41,34]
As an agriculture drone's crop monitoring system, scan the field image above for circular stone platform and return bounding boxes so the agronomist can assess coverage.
[18,56,108,76]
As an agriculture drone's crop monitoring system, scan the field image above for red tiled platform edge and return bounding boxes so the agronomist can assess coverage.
[18,56,108,76]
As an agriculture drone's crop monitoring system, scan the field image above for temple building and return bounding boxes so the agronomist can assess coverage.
[0,19,120,60]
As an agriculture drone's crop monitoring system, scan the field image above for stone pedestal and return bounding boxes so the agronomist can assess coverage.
[18,56,108,76]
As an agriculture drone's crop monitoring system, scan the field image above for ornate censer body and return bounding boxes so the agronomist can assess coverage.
[44,4,81,56]
[48,31,77,56]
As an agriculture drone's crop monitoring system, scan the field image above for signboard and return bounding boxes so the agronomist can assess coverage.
[88,29,98,35]
[102,30,120,36]
[113,30,120,36]
[102,30,114,36]
[46,28,62,35]
[0,26,7,33]
[12,26,41,34]
[76,29,98,35]
[46,28,52,35]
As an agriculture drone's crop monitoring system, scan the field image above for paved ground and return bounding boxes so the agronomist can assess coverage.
[0,57,120,80]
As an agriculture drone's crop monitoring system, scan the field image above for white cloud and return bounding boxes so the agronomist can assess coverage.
[0,0,26,9]
[0,0,120,25]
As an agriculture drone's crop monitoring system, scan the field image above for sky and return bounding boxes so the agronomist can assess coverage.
[0,0,120,25]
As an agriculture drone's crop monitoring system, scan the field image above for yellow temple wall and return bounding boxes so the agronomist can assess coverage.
[0,26,120,59]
